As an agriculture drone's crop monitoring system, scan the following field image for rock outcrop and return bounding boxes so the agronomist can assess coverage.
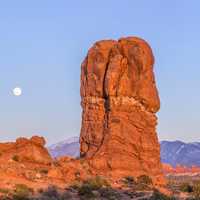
[80,37,164,184]
[0,136,52,164]
[162,163,200,174]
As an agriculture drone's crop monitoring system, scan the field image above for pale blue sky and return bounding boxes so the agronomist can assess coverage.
[0,1,199,144]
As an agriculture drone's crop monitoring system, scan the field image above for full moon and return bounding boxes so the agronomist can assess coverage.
[13,87,22,96]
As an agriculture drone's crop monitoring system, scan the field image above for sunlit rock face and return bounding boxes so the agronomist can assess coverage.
[0,136,52,164]
[80,37,164,185]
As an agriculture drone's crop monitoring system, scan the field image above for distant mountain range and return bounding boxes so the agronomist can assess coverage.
[160,140,200,167]
[48,137,200,167]
[48,136,80,158]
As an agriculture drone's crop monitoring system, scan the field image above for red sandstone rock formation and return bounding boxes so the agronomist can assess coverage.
[0,136,88,190]
[80,37,164,184]
[0,136,52,164]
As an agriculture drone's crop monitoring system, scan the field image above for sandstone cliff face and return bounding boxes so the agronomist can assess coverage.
[80,37,164,184]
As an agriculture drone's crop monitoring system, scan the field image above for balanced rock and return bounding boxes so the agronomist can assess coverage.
[80,37,164,185]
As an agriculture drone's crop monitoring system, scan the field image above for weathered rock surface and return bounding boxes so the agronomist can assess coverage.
[80,37,164,184]
[0,136,88,192]
[0,136,52,164]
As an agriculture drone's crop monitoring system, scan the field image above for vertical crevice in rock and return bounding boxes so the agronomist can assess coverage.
[93,50,112,156]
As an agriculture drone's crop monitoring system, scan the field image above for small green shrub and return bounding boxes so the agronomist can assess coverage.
[135,183,149,191]
[13,184,33,200]
[135,175,153,191]
[12,155,19,162]
[35,186,73,200]
[70,180,82,190]
[77,176,110,199]
[193,181,200,199]
[41,186,59,198]
[78,183,95,198]
[180,182,193,193]
[99,187,121,200]
[137,175,153,185]
[122,176,136,187]
[83,176,110,190]
[0,188,10,194]
[150,189,176,200]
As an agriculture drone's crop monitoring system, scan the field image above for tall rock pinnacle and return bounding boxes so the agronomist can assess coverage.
[80,37,164,184]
